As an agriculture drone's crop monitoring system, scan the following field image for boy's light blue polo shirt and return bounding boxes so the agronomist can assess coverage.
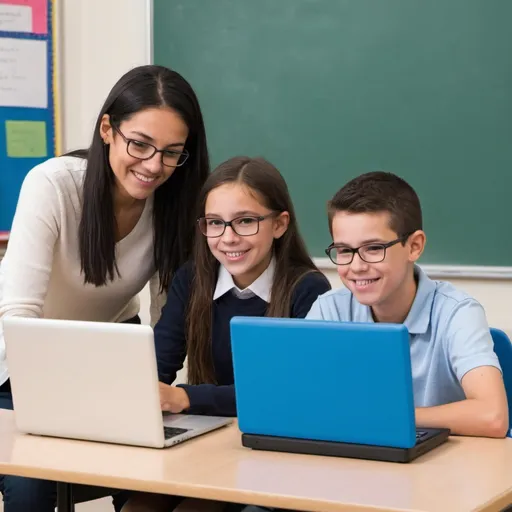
[306,265,501,407]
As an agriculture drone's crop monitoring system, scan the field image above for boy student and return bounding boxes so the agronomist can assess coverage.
[307,171,508,438]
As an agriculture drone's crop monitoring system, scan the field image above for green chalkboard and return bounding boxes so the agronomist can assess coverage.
[154,0,512,265]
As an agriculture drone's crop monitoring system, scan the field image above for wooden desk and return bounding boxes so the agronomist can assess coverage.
[0,410,512,512]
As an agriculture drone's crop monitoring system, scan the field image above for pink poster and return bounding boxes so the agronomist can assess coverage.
[0,0,47,35]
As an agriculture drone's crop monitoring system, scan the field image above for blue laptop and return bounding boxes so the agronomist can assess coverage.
[230,317,449,463]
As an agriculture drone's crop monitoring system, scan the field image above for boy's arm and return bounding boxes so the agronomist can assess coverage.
[415,365,508,437]
[415,300,508,438]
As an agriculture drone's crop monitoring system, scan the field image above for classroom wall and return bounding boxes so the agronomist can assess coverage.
[57,0,511,333]
[60,0,151,151]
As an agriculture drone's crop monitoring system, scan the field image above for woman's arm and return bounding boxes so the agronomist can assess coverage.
[148,272,167,327]
[0,167,61,318]
[0,166,62,374]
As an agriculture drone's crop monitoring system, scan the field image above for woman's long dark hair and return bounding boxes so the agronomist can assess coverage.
[68,65,209,289]
[186,156,326,384]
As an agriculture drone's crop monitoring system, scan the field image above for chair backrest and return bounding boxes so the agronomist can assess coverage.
[490,328,512,438]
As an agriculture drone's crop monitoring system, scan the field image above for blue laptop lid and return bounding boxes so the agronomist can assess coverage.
[231,317,416,449]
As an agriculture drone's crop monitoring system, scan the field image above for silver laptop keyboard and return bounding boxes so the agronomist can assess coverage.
[163,426,190,440]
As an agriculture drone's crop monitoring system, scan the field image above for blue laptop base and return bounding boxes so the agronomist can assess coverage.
[241,427,450,463]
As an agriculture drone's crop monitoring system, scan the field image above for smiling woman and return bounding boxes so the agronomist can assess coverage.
[0,65,210,512]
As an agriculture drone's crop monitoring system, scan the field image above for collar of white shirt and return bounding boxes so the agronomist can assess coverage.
[212,257,276,302]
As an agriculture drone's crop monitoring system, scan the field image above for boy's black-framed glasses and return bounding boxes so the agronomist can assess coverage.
[325,233,413,266]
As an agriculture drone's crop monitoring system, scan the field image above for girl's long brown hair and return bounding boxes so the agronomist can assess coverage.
[186,156,324,384]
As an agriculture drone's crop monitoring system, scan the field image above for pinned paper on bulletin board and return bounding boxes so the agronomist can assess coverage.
[0,0,47,35]
[0,37,48,108]
[0,0,59,235]
[6,120,47,157]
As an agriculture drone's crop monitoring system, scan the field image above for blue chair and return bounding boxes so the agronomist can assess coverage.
[490,328,512,438]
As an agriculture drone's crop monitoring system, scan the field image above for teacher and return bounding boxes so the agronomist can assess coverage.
[0,64,210,511]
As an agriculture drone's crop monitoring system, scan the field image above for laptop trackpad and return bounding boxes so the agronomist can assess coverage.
[163,413,225,429]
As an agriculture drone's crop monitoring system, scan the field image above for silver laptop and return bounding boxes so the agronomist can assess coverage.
[2,317,232,448]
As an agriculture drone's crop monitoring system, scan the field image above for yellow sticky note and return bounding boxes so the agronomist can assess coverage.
[6,120,47,158]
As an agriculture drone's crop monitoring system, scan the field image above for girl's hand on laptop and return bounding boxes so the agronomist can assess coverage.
[159,382,190,413]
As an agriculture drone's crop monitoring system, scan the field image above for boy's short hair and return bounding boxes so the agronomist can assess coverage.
[328,171,423,237]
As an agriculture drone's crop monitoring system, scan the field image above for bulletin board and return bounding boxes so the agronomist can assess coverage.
[0,0,60,239]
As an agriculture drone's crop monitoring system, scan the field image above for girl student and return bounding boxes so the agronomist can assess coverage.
[121,156,331,512]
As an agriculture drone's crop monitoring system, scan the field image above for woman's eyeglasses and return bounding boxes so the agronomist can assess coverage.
[112,124,189,168]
